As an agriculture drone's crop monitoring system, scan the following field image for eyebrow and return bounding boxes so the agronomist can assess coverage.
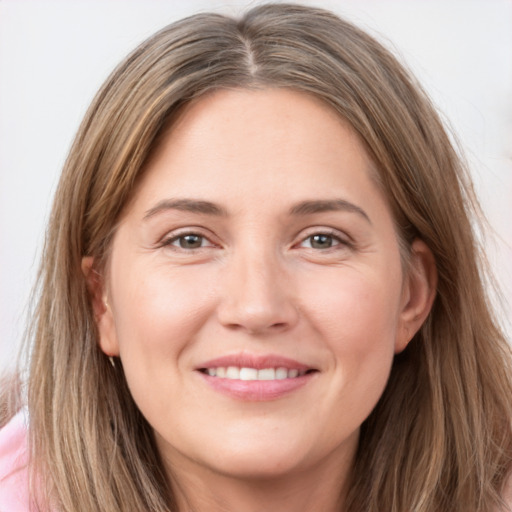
[289,199,371,224]
[143,198,228,220]
[143,197,371,224]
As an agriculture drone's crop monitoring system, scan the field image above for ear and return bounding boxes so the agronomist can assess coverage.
[395,239,437,353]
[81,256,120,357]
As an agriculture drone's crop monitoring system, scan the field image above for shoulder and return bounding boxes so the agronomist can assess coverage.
[0,409,32,510]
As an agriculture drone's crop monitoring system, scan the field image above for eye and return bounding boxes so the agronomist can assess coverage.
[300,233,342,250]
[163,233,213,250]
[175,234,205,249]
[305,234,337,249]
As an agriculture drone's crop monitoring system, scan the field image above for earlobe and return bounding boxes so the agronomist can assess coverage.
[395,239,437,353]
[81,256,120,357]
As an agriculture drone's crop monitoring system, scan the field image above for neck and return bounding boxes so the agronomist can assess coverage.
[163,438,357,512]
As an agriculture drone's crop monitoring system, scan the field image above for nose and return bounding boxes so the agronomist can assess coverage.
[216,249,299,335]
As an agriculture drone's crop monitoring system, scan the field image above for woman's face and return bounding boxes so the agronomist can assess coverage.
[93,88,433,482]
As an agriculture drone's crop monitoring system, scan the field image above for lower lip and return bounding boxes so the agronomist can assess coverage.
[198,372,314,401]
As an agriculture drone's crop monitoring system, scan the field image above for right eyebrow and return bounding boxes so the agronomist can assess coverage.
[143,198,228,220]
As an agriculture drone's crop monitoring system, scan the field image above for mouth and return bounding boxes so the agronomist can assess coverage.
[195,354,319,401]
[198,366,317,380]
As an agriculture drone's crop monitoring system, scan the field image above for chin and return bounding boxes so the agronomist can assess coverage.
[209,451,307,481]
[195,430,323,480]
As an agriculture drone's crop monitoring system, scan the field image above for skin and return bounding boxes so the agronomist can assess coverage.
[84,88,436,512]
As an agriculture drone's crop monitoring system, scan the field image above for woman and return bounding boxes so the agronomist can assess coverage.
[1,3,511,511]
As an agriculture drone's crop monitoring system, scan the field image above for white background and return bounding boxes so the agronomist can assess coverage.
[1,0,511,371]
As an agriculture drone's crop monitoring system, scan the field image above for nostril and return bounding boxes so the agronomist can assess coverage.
[245,321,289,335]
[224,323,245,332]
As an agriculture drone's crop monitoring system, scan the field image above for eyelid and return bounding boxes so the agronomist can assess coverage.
[156,225,353,251]
[294,227,353,248]
[158,227,219,250]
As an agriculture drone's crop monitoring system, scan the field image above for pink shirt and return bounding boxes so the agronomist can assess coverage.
[0,410,32,511]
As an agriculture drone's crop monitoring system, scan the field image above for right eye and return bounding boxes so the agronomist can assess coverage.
[162,233,213,250]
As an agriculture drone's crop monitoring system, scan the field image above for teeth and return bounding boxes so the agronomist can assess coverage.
[257,368,275,380]
[226,366,240,379]
[239,367,258,380]
[275,367,288,379]
[204,366,308,380]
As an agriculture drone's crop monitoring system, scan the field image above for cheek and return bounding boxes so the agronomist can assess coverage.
[108,260,220,428]
[301,266,402,347]
[110,258,217,364]
[299,266,401,403]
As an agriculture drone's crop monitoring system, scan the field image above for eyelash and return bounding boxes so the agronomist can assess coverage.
[159,228,352,253]
[296,229,352,251]
[160,231,215,250]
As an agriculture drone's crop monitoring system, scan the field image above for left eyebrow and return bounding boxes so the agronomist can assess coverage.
[289,199,371,224]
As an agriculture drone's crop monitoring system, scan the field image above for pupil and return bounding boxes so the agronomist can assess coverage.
[180,235,202,248]
[311,234,332,248]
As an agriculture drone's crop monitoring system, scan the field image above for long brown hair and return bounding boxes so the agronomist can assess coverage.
[12,3,512,511]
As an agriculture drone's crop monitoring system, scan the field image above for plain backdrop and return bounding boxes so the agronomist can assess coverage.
[1,0,511,371]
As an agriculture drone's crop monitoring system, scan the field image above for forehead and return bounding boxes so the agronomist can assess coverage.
[133,88,382,210]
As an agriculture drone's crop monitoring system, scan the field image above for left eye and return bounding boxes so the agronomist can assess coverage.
[300,233,341,249]
[168,234,209,249]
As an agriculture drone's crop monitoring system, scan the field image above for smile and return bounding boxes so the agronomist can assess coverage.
[200,367,309,380]
[196,354,318,401]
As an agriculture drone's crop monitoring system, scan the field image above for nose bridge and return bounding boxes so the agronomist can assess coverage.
[218,240,298,333]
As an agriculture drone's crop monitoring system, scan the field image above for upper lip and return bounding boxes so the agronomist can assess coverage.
[197,353,314,371]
